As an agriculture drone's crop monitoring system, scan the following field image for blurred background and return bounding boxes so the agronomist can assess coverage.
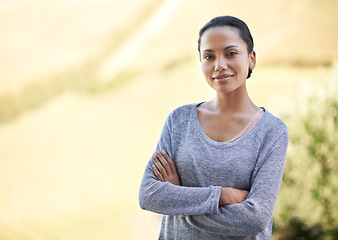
[0,0,337,239]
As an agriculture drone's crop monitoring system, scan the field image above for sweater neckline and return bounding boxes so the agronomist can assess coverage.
[192,102,267,148]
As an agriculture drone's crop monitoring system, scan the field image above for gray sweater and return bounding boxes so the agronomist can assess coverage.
[139,103,288,239]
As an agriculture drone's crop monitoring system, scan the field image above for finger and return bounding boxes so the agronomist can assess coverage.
[155,151,171,174]
[152,155,167,177]
[162,152,178,174]
[152,164,164,182]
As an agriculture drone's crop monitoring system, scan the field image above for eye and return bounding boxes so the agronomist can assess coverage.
[226,52,238,57]
[204,55,214,60]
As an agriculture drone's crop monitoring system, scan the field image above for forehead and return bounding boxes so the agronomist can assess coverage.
[200,26,245,49]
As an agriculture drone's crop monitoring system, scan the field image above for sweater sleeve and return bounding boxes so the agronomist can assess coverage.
[138,112,222,215]
[184,128,289,236]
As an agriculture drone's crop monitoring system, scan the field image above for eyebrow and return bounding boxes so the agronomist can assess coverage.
[202,45,239,53]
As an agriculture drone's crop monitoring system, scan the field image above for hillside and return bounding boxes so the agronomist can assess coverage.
[1,0,337,94]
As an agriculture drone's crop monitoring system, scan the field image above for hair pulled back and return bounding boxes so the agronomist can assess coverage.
[198,16,254,78]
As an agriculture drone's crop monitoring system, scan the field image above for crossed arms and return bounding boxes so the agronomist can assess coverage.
[152,150,249,205]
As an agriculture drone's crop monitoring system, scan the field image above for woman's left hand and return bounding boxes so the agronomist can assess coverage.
[152,151,181,186]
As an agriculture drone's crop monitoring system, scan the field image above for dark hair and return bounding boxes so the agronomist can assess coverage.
[198,16,254,78]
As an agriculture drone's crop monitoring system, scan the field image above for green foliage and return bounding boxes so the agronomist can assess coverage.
[274,62,338,238]
[276,218,338,240]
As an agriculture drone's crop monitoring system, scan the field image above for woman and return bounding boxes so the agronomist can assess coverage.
[139,16,288,240]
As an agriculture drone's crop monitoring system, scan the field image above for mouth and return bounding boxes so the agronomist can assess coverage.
[213,74,234,81]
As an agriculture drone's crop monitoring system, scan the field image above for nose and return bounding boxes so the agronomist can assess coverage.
[214,56,227,72]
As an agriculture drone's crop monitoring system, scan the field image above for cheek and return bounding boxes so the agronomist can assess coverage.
[234,57,249,71]
[201,62,212,76]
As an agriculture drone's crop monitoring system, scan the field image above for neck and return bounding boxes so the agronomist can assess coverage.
[211,86,258,115]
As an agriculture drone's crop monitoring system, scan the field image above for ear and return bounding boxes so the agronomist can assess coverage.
[249,50,256,70]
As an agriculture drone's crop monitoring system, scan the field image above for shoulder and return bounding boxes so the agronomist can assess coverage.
[162,103,200,131]
[263,109,288,130]
[256,108,289,142]
[168,102,199,121]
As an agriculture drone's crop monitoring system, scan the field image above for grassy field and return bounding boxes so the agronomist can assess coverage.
[0,0,338,239]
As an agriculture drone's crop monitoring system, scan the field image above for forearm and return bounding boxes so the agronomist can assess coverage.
[140,178,247,216]
[185,199,272,236]
[139,168,222,215]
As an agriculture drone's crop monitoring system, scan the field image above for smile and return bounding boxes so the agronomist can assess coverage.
[213,74,234,82]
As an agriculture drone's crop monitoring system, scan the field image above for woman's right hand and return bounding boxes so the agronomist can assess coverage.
[152,151,181,186]
[219,187,249,205]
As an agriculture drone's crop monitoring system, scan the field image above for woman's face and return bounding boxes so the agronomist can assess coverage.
[199,26,256,94]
